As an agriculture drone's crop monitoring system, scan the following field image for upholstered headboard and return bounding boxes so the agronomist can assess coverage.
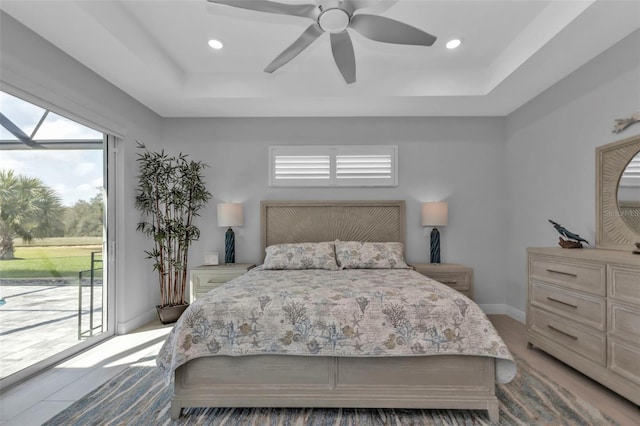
[260,200,406,260]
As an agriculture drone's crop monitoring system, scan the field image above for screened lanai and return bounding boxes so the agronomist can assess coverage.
[0,90,108,382]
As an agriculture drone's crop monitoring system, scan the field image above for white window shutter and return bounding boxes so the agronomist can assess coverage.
[269,147,332,187]
[335,146,396,186]
[269,145,397,187]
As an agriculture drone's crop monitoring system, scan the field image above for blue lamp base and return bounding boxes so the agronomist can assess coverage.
[430,227,441,264]
[225,227,235,264]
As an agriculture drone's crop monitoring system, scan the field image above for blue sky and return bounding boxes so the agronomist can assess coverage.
[1,149,103,206]
[1,91,104,206]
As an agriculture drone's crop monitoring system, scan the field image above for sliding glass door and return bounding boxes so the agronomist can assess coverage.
[0,90,115,385]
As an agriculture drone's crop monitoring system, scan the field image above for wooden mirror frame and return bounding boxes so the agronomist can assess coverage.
[596,134,640,250]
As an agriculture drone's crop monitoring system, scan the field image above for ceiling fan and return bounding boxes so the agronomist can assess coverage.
[207,0,437,84]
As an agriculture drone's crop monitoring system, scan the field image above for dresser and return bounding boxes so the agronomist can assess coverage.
[527,247,640,404]
[189,263,255,302]
[412,263,474,300]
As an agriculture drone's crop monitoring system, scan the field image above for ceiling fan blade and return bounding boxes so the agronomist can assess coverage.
[264,24,324,73]
[330,31,356,84]
[207,0,319,20]
[350,14,437,46]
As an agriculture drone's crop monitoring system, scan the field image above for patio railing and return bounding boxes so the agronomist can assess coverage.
[77,251,103,339]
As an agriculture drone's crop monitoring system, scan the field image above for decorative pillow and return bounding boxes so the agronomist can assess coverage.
[262,242,339,270]
[335,241,410,269]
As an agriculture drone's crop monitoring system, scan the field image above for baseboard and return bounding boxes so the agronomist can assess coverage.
[117,309,156,334]
[505,305,526,324]
[478,304,505,315]
[478,304,525,324]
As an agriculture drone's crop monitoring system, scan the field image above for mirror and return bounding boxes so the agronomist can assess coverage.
[617,151,640,234]
[597,134,640,250]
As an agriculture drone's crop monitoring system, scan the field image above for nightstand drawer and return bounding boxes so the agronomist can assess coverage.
[529,257,605,296]
[195,270,248,284]
[530,281,605,331]
[412,263,474,301]
[190,264,255,302]
[191,273,240,300]
[529,307,605,365]
[427,273,470,292]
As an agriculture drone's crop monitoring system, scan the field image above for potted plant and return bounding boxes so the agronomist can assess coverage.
[135,143,212,324]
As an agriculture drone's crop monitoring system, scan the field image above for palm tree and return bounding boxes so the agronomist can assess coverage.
[0,170,64,260]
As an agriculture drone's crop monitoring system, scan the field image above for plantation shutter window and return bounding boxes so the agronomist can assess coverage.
[335,147,395,186]
[269,146,397,187]
[269,147,332,187]
[274,155,331,181]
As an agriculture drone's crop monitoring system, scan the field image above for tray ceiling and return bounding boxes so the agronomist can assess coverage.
[1,0,639,117]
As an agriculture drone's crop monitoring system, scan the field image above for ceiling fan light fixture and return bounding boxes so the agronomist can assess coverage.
[318,8,351,33]
[206,0,438,84]
[446,39,461,49]
[208,39,224,50]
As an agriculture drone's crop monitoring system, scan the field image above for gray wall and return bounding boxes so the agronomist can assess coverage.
[504,29,640,315]
[158,117,507,310]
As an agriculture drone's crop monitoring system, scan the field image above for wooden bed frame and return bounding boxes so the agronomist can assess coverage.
[170,200,500,422]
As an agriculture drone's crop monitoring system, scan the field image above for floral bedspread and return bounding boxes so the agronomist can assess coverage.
[156,268,516,384]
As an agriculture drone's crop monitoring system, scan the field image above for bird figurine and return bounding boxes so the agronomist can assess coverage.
[548,220,589,248]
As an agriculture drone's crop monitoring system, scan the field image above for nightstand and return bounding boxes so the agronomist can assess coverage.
[412,263,474,300]
[189,263,255,302]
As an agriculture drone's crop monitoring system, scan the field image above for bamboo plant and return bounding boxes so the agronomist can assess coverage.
[135,143,212,310]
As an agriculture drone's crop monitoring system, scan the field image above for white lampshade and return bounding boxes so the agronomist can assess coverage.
[217,203,243,227]
[421,202,448,227]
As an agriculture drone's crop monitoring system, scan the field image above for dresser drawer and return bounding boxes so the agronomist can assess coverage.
[529,256,605,296]
[609,265,640,305]
[530,281,605,331]
[608,301,640,343]
[608,339,640,386]
[529,307,605,365]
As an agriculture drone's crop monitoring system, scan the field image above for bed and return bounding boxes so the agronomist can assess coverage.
[157,200,515,422]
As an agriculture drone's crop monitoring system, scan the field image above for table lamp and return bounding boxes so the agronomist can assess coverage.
[421,202,448,263]
[217,203,243,264]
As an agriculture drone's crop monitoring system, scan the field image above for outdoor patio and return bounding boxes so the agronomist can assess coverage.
[0,278,103,379]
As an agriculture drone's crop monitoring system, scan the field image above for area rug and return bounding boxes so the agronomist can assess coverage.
[43,354,616,426]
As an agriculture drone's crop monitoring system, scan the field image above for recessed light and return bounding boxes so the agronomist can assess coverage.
[208,39,223,50]
[446,39,461,49]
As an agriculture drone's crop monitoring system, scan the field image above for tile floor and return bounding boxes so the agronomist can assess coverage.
[0,282,103,379]
[0,320,172,425]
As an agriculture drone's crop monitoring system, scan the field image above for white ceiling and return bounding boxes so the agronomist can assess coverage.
[2,0,639,117]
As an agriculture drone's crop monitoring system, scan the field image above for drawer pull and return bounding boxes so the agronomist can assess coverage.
[441,281,458,285]
[546,268,578,278]
[547,325,578,340]
[546,297,578,309]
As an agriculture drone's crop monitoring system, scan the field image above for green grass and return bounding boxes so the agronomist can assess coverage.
[13,236,102,247]
[0,238,102,279]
